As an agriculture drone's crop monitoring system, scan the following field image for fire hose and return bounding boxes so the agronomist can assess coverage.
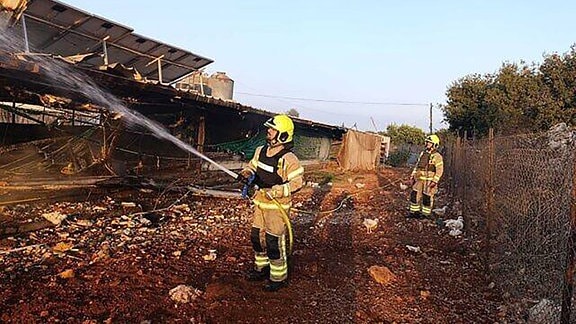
[152,142,295,256]
[241,173,294,255]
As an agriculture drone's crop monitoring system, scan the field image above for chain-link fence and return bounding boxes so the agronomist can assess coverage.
[446,128,576,322]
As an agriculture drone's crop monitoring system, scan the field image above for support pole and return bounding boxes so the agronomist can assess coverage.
[429,103,433,134]
[102,36,110,66]
[561,152,576,323]
[22,15,29,53]
[197,116,205,154]
[485,128,494,275]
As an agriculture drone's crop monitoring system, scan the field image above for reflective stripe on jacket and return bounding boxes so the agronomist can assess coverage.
[411,150,444,183]
[246,145,304,204]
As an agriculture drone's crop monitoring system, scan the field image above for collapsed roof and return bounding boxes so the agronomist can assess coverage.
[13,0,214,84]
[0,0,345,137]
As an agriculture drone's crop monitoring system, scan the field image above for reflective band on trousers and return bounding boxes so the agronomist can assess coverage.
[253,200,291,210]
[255,254,269,268]
[270,263,287,277]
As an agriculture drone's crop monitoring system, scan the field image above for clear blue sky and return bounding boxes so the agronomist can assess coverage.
[62,0,576,132]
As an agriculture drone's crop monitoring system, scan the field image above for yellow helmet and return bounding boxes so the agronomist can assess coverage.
[425,134,440,147]
[264,114,294,144]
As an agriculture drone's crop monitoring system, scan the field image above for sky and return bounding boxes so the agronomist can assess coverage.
[61,0,576,132]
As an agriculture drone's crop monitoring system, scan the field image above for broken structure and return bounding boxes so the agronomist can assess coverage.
[0,0,346,183]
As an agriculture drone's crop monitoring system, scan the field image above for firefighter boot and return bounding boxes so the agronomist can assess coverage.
[264,279,288,292]
[246,266,270,282]
[406,212,422,219]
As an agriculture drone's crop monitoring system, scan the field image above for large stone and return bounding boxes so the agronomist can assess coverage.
[368,265,395,284]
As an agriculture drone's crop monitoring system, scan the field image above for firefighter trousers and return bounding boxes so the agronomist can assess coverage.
[409,180,438,216]
[250,196,290,282]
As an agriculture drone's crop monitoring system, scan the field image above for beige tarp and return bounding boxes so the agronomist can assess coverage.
[337,130,382,171]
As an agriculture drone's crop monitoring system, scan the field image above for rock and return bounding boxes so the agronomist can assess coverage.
[547,122,574,150]
[169,285,202,304]
[52,242,73,253]
[42,211,67,225]
[528,299,560,324]
[75,219,93,227]
[420,290,431,299]
[58,269,74,279]
[368,265,395,284]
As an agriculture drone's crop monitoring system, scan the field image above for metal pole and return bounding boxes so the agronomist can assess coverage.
[157,58,163,84]
[102,37,109,66]
[485,128,494,275]
[11,99,15,124]
[200,72,205,96]
[429,103,433,134]
[22,15,30,53]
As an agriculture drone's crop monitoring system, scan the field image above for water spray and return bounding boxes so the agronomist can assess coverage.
[0,18,239,180]
[0,12,294,253]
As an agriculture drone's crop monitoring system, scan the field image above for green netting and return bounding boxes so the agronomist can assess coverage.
[215,132,328,161]
[214,132,266,160]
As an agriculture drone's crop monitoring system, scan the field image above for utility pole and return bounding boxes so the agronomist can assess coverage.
[429,103,433,134]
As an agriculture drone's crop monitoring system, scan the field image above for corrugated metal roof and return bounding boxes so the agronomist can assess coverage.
[14,0,213,84]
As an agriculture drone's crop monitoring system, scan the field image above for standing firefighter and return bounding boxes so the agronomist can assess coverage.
[237,114,304,292]
[408,134,444,218]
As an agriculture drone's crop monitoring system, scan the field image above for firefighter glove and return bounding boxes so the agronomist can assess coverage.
[236,169,253,184]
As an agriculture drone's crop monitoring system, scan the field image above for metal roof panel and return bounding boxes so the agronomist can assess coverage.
[15,0,213,83]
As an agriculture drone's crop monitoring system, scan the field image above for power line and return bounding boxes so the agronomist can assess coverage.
[236,92,429,106]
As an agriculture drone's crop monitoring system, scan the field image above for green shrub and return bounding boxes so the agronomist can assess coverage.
[387,150,411,167]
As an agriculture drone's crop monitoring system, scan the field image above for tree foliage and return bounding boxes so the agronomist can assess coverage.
[380,124,426,145]
[442,44,576,137]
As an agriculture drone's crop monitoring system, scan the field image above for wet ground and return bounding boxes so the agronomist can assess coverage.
[0,165,511,323]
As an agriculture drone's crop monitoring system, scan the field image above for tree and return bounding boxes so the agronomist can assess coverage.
[381,124,426,145]
[538,46,576,127]
[442,44,576,137]
[285,108,300,117]
[442,73,494,136]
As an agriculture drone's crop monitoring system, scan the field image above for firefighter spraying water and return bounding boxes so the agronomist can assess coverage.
[237,114,304,292]
[1,1,301,294]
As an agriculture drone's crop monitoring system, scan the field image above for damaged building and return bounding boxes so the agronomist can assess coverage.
[0,0,389,198]
[0,0,349,187]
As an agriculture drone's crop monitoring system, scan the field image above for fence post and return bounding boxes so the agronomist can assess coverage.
[462,131,468,203]
[561,153,576,323]
[485,128,494,275]
[454,135,461,197]
[454,135,462,199]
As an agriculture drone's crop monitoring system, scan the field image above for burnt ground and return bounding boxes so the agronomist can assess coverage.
[0,165,512,323]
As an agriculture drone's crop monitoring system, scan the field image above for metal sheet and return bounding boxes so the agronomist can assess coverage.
[13,0,213,83]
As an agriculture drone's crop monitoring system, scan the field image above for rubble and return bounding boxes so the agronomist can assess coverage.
[0,166,506,322]
[169,285,203,304]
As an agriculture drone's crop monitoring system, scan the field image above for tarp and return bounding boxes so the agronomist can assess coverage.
[337,130,382,171]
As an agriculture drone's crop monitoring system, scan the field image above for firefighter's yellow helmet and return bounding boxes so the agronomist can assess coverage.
[264,114,294,144]
[425,134,440,147]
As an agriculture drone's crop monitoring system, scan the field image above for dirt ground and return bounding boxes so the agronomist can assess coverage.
[0,164,510,323]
